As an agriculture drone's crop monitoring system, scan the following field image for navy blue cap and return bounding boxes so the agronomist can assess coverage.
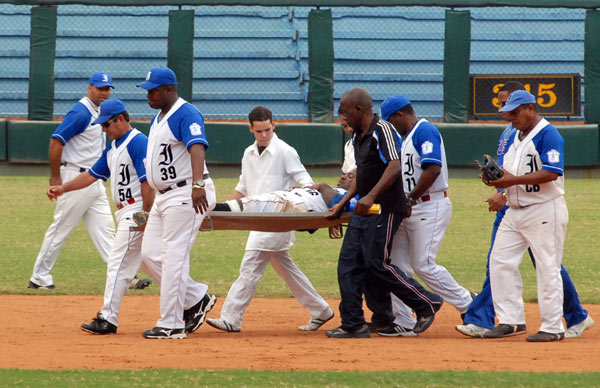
[499,90,536,112]
[92,99,127,125]
[381,94,411,121]
[89,72,114,89]
[136,67,177,90]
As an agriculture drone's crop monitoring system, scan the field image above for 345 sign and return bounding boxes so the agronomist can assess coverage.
[469,74,581,117]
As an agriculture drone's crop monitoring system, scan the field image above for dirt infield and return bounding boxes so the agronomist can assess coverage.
[1,295,598,372]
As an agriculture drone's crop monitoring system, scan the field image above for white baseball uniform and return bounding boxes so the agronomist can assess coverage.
[31,96,115,287]
[141,97,216,330]
[226,187,328,213]
[490,118,567,334]
[390,118,472,328]
[342,138,356,174]
[218,133,330,329]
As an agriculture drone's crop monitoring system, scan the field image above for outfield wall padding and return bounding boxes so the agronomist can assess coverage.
[585,10,600,124]
[308,9,334,123]
[5,121,599,167]
[28,6,57,121]
[168,10,194,103]
[0,120,6,161]
[443,10,470,123]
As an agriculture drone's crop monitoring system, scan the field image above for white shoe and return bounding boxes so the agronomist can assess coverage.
[565,315,594,338]
[299,307,334,331]
[206,318,240,332]
[455,323,490,338]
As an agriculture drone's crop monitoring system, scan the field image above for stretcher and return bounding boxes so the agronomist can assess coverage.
[199,211,352,233]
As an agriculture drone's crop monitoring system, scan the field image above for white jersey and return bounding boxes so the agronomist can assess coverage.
[503,118,565,208]
[108,129,143,208]
[145,98,209,191]
[341,139,356,174]
[55,97,105,169]
[276,188,328,212]
[401,118,448,196]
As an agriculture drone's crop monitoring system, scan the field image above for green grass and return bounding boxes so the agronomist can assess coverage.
[1,369,599,388]
[1,176,598,303]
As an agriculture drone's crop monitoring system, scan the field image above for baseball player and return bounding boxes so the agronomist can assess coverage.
[207,106,333,333]
[325,88,443,338]
[137,67,217,339]
[29,72,116,290]
[456,82,594,339]
[483,90,568,342]
[379,94,473,336]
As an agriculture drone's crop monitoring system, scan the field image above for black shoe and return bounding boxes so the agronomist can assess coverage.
[27,280,56,290]
[142,327,186,339]
[184,293,217,334]
[81,313,117,335]
[526,331,564,342]
[367,321,393,333]
[414,299,444,334]
[483,324,527,338]
[325,324,370,338]
[375,323,417,337]
[129,277,152,290]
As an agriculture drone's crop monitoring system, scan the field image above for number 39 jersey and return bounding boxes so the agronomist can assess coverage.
[503,118,565,208]
[145,98,210,191]
[400,118,448,196]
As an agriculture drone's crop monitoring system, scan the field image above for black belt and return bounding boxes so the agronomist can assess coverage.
[158,174,210,194]
[61,162,86,173]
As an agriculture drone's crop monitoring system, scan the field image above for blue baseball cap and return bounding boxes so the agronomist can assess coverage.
[92,99,127,125]
[89,72,114,89]
[499,90,536,112]
[381,94,411,121]
[136,67,177,90]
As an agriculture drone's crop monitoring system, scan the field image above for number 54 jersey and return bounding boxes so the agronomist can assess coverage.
[145,98,209,191]
[503,118,565,208]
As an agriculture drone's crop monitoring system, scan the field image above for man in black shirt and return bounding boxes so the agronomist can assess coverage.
[326,87,443,338]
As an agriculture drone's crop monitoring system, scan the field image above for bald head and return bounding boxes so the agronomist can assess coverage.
[341,87,373,109]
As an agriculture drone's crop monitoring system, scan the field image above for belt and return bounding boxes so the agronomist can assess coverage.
[419,191,448,203]
[117,198,136,210]
[158,174,210,195]
[61,162,86,173]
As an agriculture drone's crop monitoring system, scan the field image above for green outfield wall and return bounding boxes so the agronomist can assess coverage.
[6,121,599,167]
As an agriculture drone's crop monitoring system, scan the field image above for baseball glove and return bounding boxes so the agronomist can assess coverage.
[475,154,504,181]
[132,211,149,226]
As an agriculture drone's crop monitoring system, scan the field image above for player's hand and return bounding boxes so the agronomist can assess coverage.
[326,203,344,220]
[47,185,64,200]
[192,187,209,214]
[488,169,514,189]
[328,225,342,238]
[485,192,506,212]
[353,196,374,216]
[49,176,61,186]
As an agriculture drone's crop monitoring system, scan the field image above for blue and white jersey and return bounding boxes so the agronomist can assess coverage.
[496,124,517,168]
[277,188,328,212]
[145,98,210,191]
[503,118,565,207]
[89,129,147,208]
[51,97,105,169]
[400,118,448,196]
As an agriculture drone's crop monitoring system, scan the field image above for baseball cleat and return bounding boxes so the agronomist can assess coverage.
[483,324,526,338]
[142,327,186,339]
[565,315,594,338]
[299,307,334,331]
[129,277,152,290]
[455,323,489,338]
[184,293,217,334]
[81,313,117,335]
[206,318,240,333]
[526,331,564,342]
[27,280,56,290]
[375,323,417,337]
[325,324,370,338]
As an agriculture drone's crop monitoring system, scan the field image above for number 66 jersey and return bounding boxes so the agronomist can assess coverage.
[503,118,565,208]
[145,98,209,191]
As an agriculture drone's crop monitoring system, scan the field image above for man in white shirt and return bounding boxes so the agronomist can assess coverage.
[207,106,333,333]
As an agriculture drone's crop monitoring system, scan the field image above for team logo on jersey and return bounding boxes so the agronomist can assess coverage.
[421,141,434,154]
[189,123,202,136]
[118,164,131,186]
[158,143,174,166]
[547,149,561,163]
[497,137,509,156]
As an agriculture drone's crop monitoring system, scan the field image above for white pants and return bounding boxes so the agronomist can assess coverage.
[390,198,471,327]
[31,165,115,287]
[141,182,216,329]
[220,249,330,329]
[490,197,568,334]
